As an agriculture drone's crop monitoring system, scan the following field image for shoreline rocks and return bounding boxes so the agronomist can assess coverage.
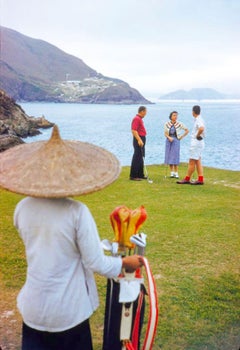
[0,90,54,152]
[0,134,25,152]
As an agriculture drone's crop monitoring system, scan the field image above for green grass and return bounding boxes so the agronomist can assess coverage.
[0,164,239,349]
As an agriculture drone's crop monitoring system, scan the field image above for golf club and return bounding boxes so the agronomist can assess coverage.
[164,163,168,179]
[140,147,153,184]
[101,239,113,252]
[142,156,153,184]
[130,232,147,256]
[101,239,119,256]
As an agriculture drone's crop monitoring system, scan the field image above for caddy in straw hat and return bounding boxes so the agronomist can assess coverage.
[0,125,143,350]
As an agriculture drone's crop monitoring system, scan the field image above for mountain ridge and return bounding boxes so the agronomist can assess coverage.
[0,26,151,104]
[159,88,240,100]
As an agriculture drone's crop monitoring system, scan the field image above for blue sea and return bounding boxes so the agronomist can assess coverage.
[21,101,240,171]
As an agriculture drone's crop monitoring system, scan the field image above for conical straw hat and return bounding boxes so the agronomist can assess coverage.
[0,125,121,198]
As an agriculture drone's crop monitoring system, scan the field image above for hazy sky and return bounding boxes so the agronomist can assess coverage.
[1,0,240,97]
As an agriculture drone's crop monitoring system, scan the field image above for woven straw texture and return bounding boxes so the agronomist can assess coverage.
[0,125,121,198]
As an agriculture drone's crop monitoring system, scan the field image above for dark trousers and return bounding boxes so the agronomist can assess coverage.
[22,319,93,350]
[130,136,146,179]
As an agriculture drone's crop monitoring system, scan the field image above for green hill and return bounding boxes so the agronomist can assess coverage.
[0,26,150,104]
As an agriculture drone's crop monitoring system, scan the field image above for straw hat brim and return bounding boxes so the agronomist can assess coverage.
[0,125,121,198]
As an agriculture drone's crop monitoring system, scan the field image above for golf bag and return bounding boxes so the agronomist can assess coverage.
[102,205,158,350]
[103,279,146,350]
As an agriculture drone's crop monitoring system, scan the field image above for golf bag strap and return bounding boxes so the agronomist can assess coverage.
[142,257,159,350]
[125,258,158,350]
[125,342,135,350]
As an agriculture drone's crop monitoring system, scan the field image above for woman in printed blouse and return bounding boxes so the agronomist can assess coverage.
[164,111,189,178]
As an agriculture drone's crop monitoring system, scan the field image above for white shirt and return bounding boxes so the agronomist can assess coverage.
[191,115,205,143]
[14,197,122,332]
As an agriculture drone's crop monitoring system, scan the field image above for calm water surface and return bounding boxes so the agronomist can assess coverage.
[21,101,240,171]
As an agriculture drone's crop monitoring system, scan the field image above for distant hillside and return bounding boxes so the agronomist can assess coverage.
[0,26,151,104]
[159,88,238,100]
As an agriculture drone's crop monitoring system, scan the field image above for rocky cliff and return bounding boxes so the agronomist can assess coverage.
[0,90,54,152]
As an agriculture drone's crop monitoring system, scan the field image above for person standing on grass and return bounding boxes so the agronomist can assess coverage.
[130,106,147,181]
[177,105,205,185]
[164,111,189,178]
[0,125,143,350]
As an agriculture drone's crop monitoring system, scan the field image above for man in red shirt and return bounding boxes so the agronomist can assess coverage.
[130,106,147,180]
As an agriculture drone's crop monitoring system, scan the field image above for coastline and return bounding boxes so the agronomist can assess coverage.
[19,100,240,172]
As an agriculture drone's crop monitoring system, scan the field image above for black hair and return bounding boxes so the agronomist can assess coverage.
[192,105,201,115]
[169,111,178,120]
[138,106,146,113]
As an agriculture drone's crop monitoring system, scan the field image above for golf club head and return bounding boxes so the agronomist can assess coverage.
[130,233,147,256]
[130,233,147,247]
[101,239,113,252]
[112,242,119,255]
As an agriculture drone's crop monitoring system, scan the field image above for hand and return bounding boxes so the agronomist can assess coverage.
[138,139,144,147]
[168,137,173,142]
[122,255,143,272]
[196,136,203,141]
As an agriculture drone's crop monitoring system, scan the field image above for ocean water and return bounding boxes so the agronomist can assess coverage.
[21,101,240,171]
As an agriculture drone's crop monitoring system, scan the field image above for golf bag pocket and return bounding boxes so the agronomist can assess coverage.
[102,278,146,350]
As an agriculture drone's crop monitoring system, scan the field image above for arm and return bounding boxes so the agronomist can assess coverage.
[164,130,173,142]
[179,127,189,140]
[122,255,143,272]
[132,130,144,147]
[164,123,173,142]
[196,118,205,139]
[196,126,204,139]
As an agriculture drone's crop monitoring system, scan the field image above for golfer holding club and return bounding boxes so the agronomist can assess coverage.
[0,125,143,350]
[130,106,147,181]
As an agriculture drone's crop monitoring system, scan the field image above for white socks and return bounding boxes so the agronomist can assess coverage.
[171,172,179,178]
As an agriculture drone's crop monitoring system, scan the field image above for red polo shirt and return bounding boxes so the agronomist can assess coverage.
[131,114,147,136]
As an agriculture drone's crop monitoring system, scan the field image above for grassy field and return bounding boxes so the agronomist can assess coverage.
[0,164,239,350]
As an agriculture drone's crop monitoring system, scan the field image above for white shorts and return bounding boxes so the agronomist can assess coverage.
[189,140,205,160]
